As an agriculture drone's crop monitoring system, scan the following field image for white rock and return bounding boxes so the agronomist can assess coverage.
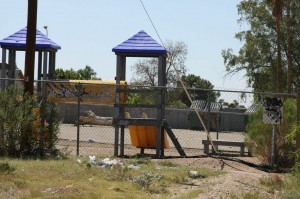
[189,170,199,178]
[89,156,97,164]
[128,165,140,170]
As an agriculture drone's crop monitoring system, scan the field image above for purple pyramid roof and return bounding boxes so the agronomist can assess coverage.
[0,27,61,50]
[112,30,167,54]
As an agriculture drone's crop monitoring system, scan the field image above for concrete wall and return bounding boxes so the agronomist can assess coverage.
[57,103,247,132]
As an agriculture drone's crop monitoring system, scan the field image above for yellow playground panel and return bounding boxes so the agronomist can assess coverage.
[47,80,127,104]
[128,126,169,149]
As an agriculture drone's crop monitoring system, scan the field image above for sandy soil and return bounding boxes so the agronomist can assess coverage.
[157,157,277,199]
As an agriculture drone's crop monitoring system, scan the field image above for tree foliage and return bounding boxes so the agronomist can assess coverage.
[179,74,220,107]
[131,40,188,87]
[55,65,100,80]
[222,0,300,92]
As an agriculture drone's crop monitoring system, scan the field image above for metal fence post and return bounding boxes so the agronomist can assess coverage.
[76,83,82,156]
[39,96,46,159]
[297,88,300,149]
[271,124,276,167]
[207,90,212,152]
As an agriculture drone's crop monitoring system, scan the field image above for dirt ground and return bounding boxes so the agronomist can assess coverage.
[155,157,277,199]
[56,139,277,199]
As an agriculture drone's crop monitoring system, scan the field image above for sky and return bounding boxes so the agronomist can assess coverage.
[0,0,248,90]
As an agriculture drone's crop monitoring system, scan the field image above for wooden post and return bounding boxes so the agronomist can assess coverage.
[297,88,300,149]
[24,0,38,94]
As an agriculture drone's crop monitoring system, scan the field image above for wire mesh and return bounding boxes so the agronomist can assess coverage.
[0,78,298,168]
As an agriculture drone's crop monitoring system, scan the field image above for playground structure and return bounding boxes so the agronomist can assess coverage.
[0,28,254,158]
[0,27,61,91]
[112,30,186,158]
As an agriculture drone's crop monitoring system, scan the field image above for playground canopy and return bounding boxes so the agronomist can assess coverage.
[0,27,61,50]
[112,30,167,54]
[0,27,61,90]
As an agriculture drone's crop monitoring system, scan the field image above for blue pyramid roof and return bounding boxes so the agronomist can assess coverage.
[0,27,61,50]
[112,30,167,54]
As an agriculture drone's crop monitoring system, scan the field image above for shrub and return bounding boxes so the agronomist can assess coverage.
[132,172,163,190]
[285,122,300,174]
[0,162,16,174]
[245,98,296,167]
[0,87,60,158]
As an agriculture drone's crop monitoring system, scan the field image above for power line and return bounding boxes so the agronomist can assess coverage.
[139,0,165,47]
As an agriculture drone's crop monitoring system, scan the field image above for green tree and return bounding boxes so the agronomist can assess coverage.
[131,40,187,87]
[286,0,293,93]
[222,0,300,92]
[179,74,220,107]
[77,65,97,80]
[272,0,284,93]
[55,65,101,80]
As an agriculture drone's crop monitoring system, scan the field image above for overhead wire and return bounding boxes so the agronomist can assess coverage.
[139,0,165,47]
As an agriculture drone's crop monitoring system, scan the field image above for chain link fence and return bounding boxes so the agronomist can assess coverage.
[0,78,298,168]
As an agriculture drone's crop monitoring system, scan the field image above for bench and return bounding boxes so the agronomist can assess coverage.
[202,139,250,156]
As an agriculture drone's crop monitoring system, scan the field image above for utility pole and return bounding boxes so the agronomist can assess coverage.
[24,0,38,94]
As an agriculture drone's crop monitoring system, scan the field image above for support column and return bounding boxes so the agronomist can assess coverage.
[11,50,16,79]
[8,50,16,86]
[7,49,13,87]
[52,52,56,78]
[42,51,48,93]
[39,51,48,158]
[156,55,166,157]
[37,51,43,94]
[48,51,54,79]
[114,55,122,157]
[1,48,6,90]
[119,55,126,157]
